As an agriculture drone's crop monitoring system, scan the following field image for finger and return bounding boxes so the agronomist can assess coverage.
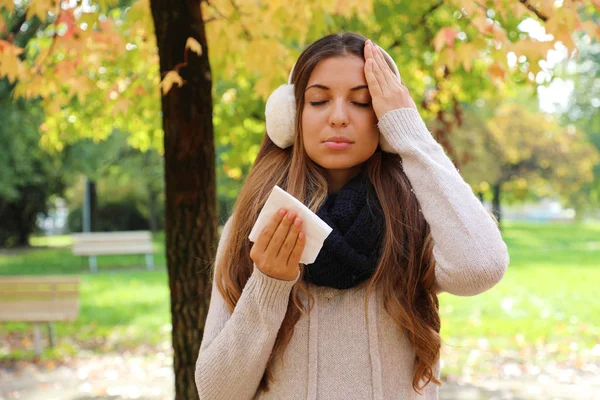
[265,210,296,258]
[277,216,302,261]
[370,56,389,95]
[373,45,394,88]
[373,45,394,86]
[364,40,374,61]
[255,208,287,253]
[365,57,382,98]
[287,231,306,266]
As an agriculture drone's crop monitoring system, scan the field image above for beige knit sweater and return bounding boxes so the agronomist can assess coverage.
[195,108,510,400]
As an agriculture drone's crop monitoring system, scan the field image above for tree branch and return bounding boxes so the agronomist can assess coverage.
[202,0,227,24]
[228,0,252,40]
[519,0,548,22]
[390,1,443,48]
[31,3,63,75]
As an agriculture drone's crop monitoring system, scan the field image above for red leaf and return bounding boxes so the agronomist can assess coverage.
[58,10,77,40]
[443,28,459,49]
[433,28,459,51]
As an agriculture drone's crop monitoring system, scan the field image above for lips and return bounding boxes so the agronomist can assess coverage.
[324,142,352,150]
[324,136,353,144]
[323,136,353,150]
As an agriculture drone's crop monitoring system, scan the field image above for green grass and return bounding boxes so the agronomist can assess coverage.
[0,232,166,275]
[1,222,599,365]
[438,221,600,375]
[0,232,169,360]
[0,270,170,360]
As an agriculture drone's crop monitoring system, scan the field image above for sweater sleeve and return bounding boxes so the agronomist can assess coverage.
[377,108,509,296]
[195,217,300,400]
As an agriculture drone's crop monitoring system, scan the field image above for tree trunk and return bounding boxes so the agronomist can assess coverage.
[16,202,30,247]
[492,182,502,227]
[147,183,159,232]
[150,2,217,399]
[145,153,160,233]
[89,180,97,232]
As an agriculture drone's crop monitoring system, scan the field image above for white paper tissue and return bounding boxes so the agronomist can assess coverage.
[248,185,332,265]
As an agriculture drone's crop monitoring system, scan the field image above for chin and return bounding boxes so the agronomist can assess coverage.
[314,156,369,170]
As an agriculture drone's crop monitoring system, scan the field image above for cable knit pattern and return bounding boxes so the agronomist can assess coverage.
[195,224,299,400]
[195,107,510,399]
[378,108,509,296]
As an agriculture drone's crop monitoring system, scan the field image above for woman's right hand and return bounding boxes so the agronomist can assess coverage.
[250,208,306,281]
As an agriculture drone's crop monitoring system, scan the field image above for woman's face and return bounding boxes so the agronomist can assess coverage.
[301,54,379,172]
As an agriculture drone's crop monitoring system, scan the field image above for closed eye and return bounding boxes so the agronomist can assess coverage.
[309,101,371,108]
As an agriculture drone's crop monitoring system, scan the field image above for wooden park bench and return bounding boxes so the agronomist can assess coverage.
[72,231,155,272]
[0,276,81,356]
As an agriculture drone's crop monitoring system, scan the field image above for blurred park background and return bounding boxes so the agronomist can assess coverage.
[1,0,599,399]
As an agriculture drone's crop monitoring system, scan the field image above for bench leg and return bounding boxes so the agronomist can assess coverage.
[89,255,98,273]
[145,253,154,270]
[33,324,42,357]
[48,323,56,348]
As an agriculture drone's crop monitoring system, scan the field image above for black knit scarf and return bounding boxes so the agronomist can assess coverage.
[303,169,385,290]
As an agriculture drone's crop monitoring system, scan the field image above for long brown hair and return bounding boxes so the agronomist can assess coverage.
[214,32,441,394]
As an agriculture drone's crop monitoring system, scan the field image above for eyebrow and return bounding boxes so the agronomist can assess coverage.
[305,84,369,92]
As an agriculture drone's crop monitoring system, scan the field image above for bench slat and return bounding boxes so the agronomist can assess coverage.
[0,311,79,322]
[0,276,80,285]
[0,290,79,298]
[73,238,152,246]
[73,245,154,256]
[0,300,79,322]
[0,275,81,284]
[72,231,152,241]
[71,231,154,265]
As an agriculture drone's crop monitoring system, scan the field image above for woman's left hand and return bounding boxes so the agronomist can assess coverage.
[364,39,417,119]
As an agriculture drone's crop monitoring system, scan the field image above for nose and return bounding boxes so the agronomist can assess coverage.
[328,99,349,128]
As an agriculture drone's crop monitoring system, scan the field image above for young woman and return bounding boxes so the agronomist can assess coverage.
[195,32,509,400]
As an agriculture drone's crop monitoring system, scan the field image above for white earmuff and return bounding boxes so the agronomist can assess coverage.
[265,44,401,152]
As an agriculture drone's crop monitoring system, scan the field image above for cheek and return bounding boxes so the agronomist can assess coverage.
[300,112,319,159]
[359,115,380,143]
[363,130,380,155]
[300,108,321,139]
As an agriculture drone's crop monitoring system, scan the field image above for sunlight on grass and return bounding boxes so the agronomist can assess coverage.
[0,232,166,275]
[29,234,73,248]
[1,222,599,362]
[1,270,170,359]
[439,220,600,374]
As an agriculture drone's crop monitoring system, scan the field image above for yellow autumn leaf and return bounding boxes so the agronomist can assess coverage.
[64,76,92,104]
[435,48,456,72]
[0,41,26,83]
[510,3,530,20]
[112,98,134,116]
[160,70,184,95]
[544,7,577,51]
[470,15,490,35]
[580,20,600,42]
[487,63,505,80]
[185,37,203,56]
[25,0,55,23]
[456,43,474,72]
[0,39,24,55]
[554,28,576,52]
[128,0,150,19]
[0,0,15,13]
